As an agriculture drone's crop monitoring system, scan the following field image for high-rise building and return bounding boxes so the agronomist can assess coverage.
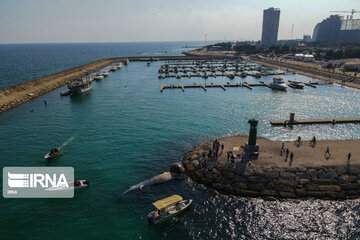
[261,8,280,46]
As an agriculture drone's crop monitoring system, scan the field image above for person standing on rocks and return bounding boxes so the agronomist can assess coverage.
[290,152,294,162]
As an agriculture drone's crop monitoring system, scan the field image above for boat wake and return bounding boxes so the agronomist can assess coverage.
[60,136,75,149]
[122,172,172,194]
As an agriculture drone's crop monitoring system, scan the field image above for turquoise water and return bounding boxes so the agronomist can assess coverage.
[1,43,360,239]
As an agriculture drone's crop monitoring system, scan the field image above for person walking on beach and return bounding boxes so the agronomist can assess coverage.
[347,152,352,168]
[325,147,331,158]
[312,136,316,145]
[297,136,301,144]
[290,152,294,162]
[281,142,285,152]
[286,148,289,160]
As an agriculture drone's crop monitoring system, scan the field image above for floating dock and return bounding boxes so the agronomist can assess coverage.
[270,118,360,126]
[160,81,322,92]
[160,82,271,92]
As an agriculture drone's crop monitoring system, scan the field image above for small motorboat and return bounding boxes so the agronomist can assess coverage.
[288,80,305,89]
[116,62,123,69]
[110,66,117,72]
[147,195,193,225]
[45,180,89,191]
[44,148,62,160]
[101,71,109,77]
[93,74,104,81]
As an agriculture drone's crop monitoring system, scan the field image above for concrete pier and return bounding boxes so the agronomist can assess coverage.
[183,135,360,200]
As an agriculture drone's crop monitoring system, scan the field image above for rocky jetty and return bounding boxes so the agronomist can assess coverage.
[182,136,360,200]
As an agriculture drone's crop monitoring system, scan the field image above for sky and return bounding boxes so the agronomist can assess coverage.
[0,0,358,43]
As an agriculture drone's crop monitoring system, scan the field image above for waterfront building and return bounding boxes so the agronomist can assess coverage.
[261,7,280,46]
[312,15,360,42]
[303,35,312,42]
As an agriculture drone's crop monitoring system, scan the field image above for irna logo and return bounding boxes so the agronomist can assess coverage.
[3,167,74,198]
[8,172,69,188]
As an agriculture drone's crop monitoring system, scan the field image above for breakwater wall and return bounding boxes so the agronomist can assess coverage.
[183,139,360,200]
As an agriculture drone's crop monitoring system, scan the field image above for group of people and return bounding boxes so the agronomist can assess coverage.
[281,142,294,163]
[208,139,223,160]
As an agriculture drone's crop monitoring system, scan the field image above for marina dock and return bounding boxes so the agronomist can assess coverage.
[160,81,321,92]
[160,82,269,92]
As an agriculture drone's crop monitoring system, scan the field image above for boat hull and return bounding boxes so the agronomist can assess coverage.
[44,148,62,159]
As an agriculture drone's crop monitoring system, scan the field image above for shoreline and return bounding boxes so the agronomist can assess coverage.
[183,135,360,200]
[250,56,360,90]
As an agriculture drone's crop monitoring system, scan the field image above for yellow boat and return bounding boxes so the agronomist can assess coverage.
[147,195,192,225]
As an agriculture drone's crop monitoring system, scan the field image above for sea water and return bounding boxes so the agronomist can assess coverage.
[0,42,360,239]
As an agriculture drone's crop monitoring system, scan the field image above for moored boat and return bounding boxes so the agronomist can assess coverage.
[101,71,109,77]
[288,80,305,89]
[270,76,287,91]
[93,73,104,81]
[67,76,93,95]
[226,72,235,79]
[147,195,192,225]
[44,148,62,160]
[110,66,117,71]
[116,62,123,69]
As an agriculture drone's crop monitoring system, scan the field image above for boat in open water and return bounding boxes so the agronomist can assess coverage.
[44,148,62,160]
[147,195,192,225]
[67,76,93,95]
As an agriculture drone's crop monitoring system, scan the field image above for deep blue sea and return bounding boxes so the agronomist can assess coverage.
[1,42,360,240]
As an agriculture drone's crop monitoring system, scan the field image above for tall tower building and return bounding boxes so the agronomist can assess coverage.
[261,8,280,46]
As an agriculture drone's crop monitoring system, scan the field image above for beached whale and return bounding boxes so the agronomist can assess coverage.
[123,162,184,194]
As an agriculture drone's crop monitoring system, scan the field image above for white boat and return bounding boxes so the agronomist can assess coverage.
[226,72,235,79]
[45,180,89,192]
[124,59,129,65]
[116,62,123,69]
[93,74,104,81]
[147,195,193,225]
[110,66,117,72]
[44,148,62,160]
[288,80,305,89]
[101,71,109,77]
[270,76,287,91]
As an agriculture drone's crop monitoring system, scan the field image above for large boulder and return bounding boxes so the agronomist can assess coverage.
[338,174,357,184]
